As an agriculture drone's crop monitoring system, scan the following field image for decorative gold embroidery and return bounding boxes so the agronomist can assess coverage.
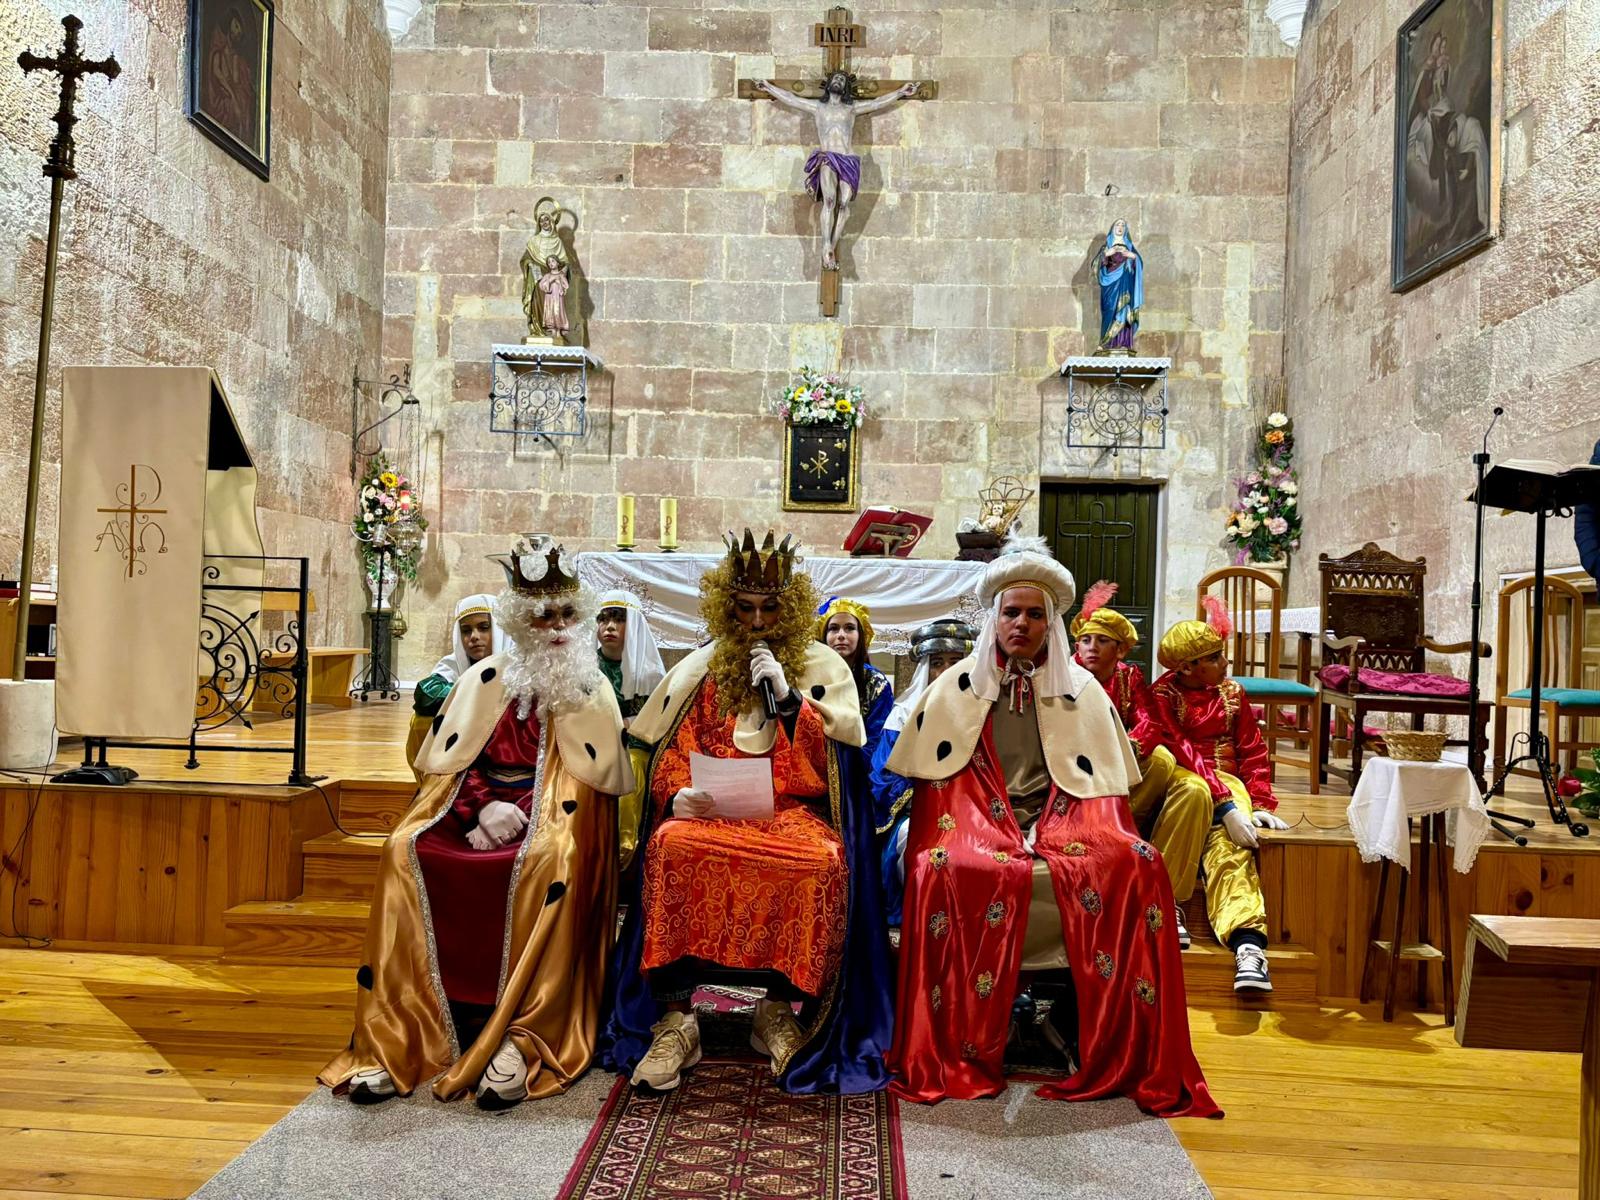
[937,813,956,832]
[960,1040,978,1060]
[931,985,942,1011]
[992,850,1010,863]
[1135,977,1157,1005]
[929,911,950,938]
[1051,794,1070,816]
[989,797,1005,821]
[1145,903,1164,933]
[975,972,995,998]
[1131,839,1156,862]
[1062,841,1087,857]
[1095,950,1114,979]
[1079,887,1103,915]
[932,779,949,790]
[985,901,1005,927]
[929,847,949,869]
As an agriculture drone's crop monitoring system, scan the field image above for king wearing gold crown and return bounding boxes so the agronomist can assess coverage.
[321,538,633,1110]
[600,531,894,1095]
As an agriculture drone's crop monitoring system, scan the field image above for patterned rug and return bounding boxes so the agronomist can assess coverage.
[558,1061,906,1200]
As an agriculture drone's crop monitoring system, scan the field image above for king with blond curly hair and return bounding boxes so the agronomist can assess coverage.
[600,530,894,1096]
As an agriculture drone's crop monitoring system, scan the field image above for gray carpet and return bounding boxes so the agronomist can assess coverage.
[190,1073,1211,1200]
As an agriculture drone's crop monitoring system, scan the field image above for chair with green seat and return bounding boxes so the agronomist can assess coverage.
[1195,566,1321,794]
[1493,574,1600,778]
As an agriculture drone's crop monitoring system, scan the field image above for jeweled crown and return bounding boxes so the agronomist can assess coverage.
[724,529,796,595]
[488,539,579,596]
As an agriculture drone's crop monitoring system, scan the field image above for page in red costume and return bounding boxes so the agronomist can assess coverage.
[1150,675,1229,799]
[1109,661,1164,759]
[640,679,847,996]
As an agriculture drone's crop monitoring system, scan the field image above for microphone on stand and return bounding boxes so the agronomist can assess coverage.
[754,640,779,720]
[1483,406,1503,456]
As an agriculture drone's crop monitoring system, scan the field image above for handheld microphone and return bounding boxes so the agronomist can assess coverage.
[753,640,779,719]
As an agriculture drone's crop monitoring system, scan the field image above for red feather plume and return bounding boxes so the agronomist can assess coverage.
[1079,580,1119,621]
[1202,594,1233,640]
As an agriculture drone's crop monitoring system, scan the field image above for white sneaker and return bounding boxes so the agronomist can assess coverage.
[1233,944,1273,993]
[347,1066,396,1104]
[631,1011,702,1091]
[1174,906,1191,950]
[476,1036,528,1110]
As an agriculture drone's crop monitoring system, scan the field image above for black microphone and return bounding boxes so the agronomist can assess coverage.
[1484,406,1503,455]
[754,640,779,719]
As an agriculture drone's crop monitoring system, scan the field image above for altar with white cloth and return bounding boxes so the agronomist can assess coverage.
[574,552,989,651]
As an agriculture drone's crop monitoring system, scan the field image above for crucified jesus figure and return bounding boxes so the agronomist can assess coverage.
[757,71,919,270]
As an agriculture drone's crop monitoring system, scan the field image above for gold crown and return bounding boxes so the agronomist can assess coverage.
[724,529,796,595]
[489,542,579,596]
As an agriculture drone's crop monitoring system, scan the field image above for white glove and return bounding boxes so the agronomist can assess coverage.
[1252,809,1290,831]
[466,826,495,851]
[1024,821,1041,857]
[1221,806,1259,850]
[477,799,529,846]
[672,787,715,819]
[750,642,791,702]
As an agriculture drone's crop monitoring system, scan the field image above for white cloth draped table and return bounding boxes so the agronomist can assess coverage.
[574,552,989,651]
[1345,757,1491,875]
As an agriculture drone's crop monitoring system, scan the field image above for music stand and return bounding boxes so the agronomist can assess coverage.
[1474,463,1593,838]
[842,506,931,558]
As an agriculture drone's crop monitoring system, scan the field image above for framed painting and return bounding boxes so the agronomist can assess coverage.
[186,0,274,180]
[781,421,859,513]
[1391,0,1501,292]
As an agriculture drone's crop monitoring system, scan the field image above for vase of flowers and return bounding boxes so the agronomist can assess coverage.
[1224,410,1302,586]
[354,452,427,608]
[773,366,866,428]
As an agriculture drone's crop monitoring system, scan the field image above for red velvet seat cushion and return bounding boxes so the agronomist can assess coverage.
[1317,664,1471,699]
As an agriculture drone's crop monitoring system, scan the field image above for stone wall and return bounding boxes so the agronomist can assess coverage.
[385,0,1295,676]
[1286,0,1600,639]
[0,0,390,649]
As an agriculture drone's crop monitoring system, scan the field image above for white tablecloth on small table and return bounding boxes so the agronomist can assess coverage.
[1346,757,1491,875]
[575,552,989,651]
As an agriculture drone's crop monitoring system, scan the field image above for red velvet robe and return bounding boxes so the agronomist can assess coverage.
[888,718,1220,1118]
[1149,673,1278,811]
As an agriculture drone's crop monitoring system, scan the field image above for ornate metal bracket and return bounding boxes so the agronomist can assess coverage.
[1058,356,1171,458]
[350,363,420,482]
[490,343,603,449]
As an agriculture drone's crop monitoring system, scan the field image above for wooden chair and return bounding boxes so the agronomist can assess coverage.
[1493,575,1600,777]
[1195,566,1320,794]
[1315,543,1490,789]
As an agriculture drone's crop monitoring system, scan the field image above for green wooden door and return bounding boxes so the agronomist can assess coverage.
[1040,483,1162,676]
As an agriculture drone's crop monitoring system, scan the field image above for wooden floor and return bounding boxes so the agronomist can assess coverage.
[0,947,1578,1200]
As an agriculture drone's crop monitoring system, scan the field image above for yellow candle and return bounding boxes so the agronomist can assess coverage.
[660,497,678,549]
[616,494,635,547]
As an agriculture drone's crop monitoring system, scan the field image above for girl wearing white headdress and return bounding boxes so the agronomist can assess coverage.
[405,594,505,775]
[595,589,666,722]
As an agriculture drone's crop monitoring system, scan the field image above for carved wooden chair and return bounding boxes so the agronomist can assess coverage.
[1493,575,1600,777]
[1315,543,1490,789]
[1195,566,1320,794]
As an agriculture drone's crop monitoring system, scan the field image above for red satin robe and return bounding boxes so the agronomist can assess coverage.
[1102,660,1164,759]
[888,719,1219,1118]
[639,678,847,997]
[1149,674,1278,811]
[415,705,541,1006]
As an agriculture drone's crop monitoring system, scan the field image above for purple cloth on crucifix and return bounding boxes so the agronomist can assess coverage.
[804,150,862,200]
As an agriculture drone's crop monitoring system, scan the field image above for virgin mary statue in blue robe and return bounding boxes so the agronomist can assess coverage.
[1096,218,1143,354]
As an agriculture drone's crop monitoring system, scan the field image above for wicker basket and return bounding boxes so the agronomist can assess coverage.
[1384,730,1447,763]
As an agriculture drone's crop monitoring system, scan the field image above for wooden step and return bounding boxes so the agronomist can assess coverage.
[1178,940,1319,1006]
[222,899,370,966]
[333,779,416,834]
[301,832,385,900]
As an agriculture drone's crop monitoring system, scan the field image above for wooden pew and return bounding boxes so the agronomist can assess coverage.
[1457,914,1600,1198]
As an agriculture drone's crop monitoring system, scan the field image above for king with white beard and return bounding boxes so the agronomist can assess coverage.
[321,540,633,1110]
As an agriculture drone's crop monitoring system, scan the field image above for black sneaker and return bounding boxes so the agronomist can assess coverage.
[1174,905,1191,950]
[1233,944,1272,993]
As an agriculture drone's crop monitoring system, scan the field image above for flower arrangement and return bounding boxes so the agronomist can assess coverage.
[1568,749,1600,819]
[773,366,865,428]
[353,451,428,582]
[1224,410,1303,564]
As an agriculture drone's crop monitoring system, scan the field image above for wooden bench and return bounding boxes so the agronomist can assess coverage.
[255,647,366,710]
[1457,914,1600,1198]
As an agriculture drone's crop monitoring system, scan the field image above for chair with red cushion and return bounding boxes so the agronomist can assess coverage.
[1315,543,1490,789]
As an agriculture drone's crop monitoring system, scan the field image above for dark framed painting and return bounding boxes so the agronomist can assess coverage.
[1391,0,1501,292]
[781,421,859,513]
[186,0,274,180]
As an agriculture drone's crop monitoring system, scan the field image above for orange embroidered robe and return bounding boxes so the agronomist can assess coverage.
[639,678,848,996]
[1149,674,1278,811]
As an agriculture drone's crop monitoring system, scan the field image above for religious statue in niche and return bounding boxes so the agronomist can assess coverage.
[1094,218,1144,355]
[756,73,919,272]
[520,196,573,345]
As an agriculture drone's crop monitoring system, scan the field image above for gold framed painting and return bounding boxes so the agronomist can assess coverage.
[782,421,859,513]
[1391,0,1501,292]
[186,0,274,180]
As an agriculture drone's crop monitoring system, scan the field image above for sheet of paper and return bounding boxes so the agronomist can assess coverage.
[689,752,775,821]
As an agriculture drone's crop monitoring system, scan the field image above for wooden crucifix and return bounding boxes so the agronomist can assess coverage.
[739,6,938,317]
